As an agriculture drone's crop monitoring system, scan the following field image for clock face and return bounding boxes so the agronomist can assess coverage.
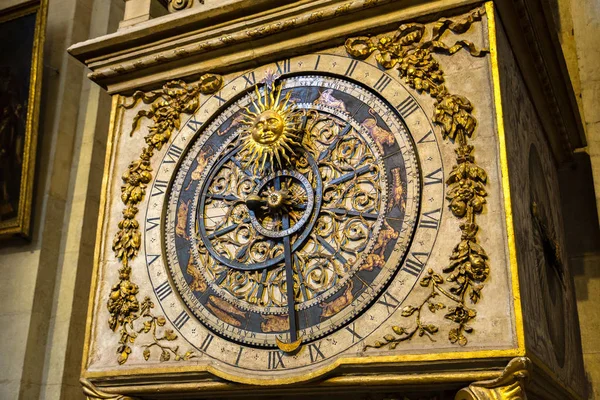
[143,54,444,381]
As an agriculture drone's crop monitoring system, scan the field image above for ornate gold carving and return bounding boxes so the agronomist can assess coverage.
[199,107,386,310]
[455,357,531,399]
[349,7,490,348]
[81,378,139,400]
[238,82,303,172]
[108,75,222,365]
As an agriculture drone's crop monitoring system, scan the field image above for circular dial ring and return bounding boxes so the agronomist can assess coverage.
[149,59,444,374]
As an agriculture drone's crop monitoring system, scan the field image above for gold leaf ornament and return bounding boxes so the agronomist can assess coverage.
[433,95,476,141]
[455,357,532,399]
[351,6,491,349]
[344,37,377,59]
[106,74,221,364]
[199,73,224,94]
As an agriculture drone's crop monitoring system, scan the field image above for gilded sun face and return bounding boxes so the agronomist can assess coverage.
[240,83,301,172]
[252,110,284,145]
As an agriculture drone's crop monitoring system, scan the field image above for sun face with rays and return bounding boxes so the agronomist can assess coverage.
[240,83,301,172]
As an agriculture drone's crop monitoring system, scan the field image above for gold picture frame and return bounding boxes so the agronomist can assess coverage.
[0,0,47,239]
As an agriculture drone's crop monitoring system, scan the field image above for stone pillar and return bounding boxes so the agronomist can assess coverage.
[119,0,167,29]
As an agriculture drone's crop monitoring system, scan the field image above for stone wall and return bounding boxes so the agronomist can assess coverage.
[0,0,123,398]
[554,0,600,398]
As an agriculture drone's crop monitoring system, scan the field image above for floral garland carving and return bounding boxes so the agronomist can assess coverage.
[345,7,490,348]
[108,75,222,364]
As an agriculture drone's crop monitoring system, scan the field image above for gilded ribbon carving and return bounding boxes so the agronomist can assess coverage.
[347,7,490,347]
[108,75,222,364]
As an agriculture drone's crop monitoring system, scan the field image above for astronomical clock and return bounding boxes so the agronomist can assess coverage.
[69,1,587,399]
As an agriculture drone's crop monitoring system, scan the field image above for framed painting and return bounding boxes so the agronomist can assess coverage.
[0,0,47,239]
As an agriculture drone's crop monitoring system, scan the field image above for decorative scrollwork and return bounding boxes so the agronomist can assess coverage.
[196,108,386,312]
[168,0,194,13]
[350,6,490,348]
[108,75,222,364]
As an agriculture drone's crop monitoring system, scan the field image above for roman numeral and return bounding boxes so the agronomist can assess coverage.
[377,292,400,314]
[242,71,256,88]
[345,322,362,343]
[420,208,441,229]
[276,58,291,74]
[373,74,392,92]
[186,116,203,132]
[308,342,325,363]
[314,55,321,70]
[173,311,190,330]
[164,144,183,164]
[424,168,443,186]
[214,92,226,105]
[235,346,244,366]
[397,96,419,119]
[417,129,436,144]
[155,281,173,301]
[145,217,160,232]
[199,333,214,352]
[344,59,359,77]
[151,179,168,196]
[268,351,285,369]
[402,251,429,277]
[146,254,161,266]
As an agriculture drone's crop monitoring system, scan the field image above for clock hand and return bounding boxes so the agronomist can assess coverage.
[276,212,302,353]
[325,164,373,188]
[207,218,251,239]
[245,194,266,213]
[207,193,240,202]
[270,175,302,353]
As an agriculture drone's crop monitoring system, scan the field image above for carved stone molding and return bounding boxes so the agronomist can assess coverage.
[85,0,399,82]
[68,0,483,93]
[81,378,140,400]
[455,357,532,400]
[168,0,193,12]
[69,0,584,163]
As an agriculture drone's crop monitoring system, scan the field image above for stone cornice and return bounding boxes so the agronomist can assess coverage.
[68,0,481,92]
[68,0,584,162]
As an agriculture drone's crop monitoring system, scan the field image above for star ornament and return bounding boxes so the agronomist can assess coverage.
[239,82,302,172]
